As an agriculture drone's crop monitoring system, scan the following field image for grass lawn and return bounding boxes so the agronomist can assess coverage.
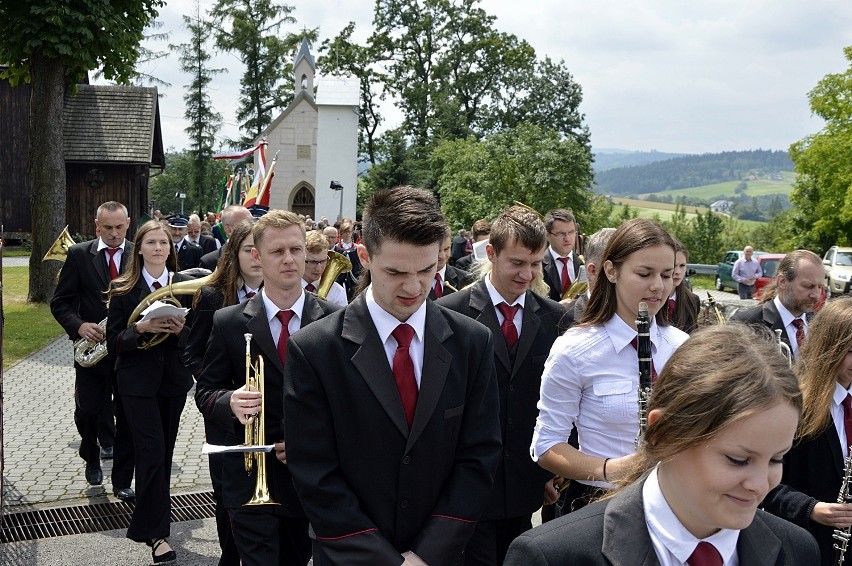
[637,172,795,201]
[3,266,64,368]
[610,197,765,229]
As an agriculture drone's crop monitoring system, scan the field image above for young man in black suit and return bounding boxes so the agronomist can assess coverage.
[284,186,502,566]
[195,210,341,566]
[50,201,135,500]
[541,208,583,302]
[438,205,566,565]
[428,226,474,300]
[730,249,823,361]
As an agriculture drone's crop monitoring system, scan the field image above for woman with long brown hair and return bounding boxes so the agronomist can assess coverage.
[763,296,852,564]
[531,219,688,512]
[665,240,701,333]
[507,324,818,565]
[106,220,194,563]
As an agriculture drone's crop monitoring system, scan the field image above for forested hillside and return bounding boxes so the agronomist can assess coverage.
[593,150,688,171]
[594,150,792,195]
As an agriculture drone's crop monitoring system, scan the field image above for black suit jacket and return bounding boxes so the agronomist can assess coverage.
[438,281,565,519]
[195,234,218,255]
[541,251,583,302]
[51,239,133,374]
[729,300,811,360]
[428,264,474,300]
[284,296,502,566]
[183,285,226,378]
[176,239,203,270]
[763,424,844,566]
[106,273,194,397]
[505,478,819,566]
[195,292,341,512]
[199,247,222,272]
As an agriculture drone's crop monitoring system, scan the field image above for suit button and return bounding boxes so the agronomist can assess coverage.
[508,384,514,392]
[400,499,409,508]
[504,449,510,457]
[402,456,411,465]
[507,417,513,426]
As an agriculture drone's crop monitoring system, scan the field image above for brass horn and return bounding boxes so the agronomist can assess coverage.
[242,333,278,506]
[43,226,75,262]
[315,250,352,299]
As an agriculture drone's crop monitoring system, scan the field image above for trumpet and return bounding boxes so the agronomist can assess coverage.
[242,333,277,506]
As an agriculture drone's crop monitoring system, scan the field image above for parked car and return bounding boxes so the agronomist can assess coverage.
[753,254,786,300]
[715,250,768,292]
[823,246,852,297]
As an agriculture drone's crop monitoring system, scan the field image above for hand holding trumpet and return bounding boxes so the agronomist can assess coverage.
[230,384,262,425]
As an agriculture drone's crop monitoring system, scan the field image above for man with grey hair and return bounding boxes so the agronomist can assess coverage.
[561,227,616,327]
[200,205,253,271]
[187,213,219,255]
[322,225,339,250]
[732,245,762,299]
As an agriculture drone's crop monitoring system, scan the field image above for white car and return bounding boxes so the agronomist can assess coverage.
[823,246,852,297]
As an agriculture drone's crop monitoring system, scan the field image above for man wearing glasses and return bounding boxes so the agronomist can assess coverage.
[303,230,349,306]
[541,208,583,302]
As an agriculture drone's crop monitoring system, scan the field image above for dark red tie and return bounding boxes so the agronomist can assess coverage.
[152,281,162,291]
[558,257,571,294]
[497,303,520,348]
[391,324,418,428]
[244,288,256,299]
[842,395,852,453]
[305,283,316,293]
[434,273,443,298]
[791,318,805,348]
[276,310,294,366]
[106,248,120,280]
[667,298,676,319]
[687,541,722,566]
[630,337,658,384]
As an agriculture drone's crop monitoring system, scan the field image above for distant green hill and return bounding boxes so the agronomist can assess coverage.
[638,172,795,201]
[594,149,792,195]
[593,149,689,172]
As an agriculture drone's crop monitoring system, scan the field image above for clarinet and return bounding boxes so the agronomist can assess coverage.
[635,302,652,447]
[834,448,852,565]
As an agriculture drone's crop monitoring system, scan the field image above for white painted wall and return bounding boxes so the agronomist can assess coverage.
[316,103,358,221]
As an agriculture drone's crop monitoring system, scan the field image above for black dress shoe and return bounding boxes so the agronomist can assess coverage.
[113,487,135,502]
[85,463,103,485]
[150,538,176,564]
[100,446,114,460]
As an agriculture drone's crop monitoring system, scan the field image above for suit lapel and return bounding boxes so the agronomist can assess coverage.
[89,241,110,288]
[470,281,510,372]
[824,422,845,479]
[244,296,284,375]
[763,302,792,348]
[343,296,410,439]
[542,253,560,296]
[407,301,452,451]
[119,240,133,275]
[513,291,540,378]
[601,480,660,566]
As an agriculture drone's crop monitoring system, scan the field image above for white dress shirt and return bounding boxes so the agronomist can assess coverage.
[831,382,852,458]
[237,284,260,304]
[141,267,170,291]
[365,286,427,388]
[644,466,740,566]
[96,238,125,272]
[548,247,576,282]
[261,288,305,347]
[485,274,525,336]
[531,315,688,487]
[302,279,348,307]
[773,296,807,359]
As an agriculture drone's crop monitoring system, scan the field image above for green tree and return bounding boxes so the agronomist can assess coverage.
[150,151,230,215]
[685,210,724,264]
[789,45,852,253]
[0,0,162,302]
[209,0,315,146]
[172,1,225,211]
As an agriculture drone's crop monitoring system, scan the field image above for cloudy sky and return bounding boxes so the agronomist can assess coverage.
[132,0,852,155]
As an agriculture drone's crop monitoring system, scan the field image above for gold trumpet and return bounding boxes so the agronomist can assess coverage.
[242,333,277,506]
[315,250,352,299]
[126,272,213,349]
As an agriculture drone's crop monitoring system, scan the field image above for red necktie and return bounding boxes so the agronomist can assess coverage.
[105,248,120,280]
[687,541,722,566]
[630,337,658,384]
[152,281,162,291]
[791,318,805,349]
[434,273,443,298]
[558,257,571,294]
[391,324,418,428]
[276,310,294,366]
[667,297,676,319]
[497,303,520,348]
[842,395,852,454]
[305,283,316,293]
[244,288,256,299]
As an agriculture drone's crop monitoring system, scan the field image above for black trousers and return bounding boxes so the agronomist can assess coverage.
[228,507,310,566]
[462,515,532,566]
[205,421,240,566]
[122,392,185,542]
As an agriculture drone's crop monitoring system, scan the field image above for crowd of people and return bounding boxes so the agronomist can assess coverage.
[49,191,839,565]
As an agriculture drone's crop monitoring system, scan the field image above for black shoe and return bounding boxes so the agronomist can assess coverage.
[100,446,114,460]
[113,487,135,502]
[85,462,103,486]
[150,538,176,564]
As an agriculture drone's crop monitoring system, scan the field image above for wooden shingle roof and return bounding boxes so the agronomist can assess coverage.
[63,84,161,164]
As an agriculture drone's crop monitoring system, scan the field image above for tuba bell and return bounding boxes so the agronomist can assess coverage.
[315,250,352,300]
[42,226,76,262]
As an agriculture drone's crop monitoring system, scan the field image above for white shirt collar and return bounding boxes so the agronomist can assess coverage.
[261,287,305,325]
[436,265,447,281]
[773,295,801,328]
[549,246,573,262]
[141,266,170,290]
[365,285,427,346]
[644,466,739,565]
[604,313,661,354]
[484,272,526,309]
[301,279,320,290]
[97,238,126,252]
[834,381,850,407]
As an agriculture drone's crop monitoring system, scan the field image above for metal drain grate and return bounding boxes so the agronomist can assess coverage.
[0,491,215,543]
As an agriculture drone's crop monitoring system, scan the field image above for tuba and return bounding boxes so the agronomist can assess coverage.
[315,250,352,300]
[242,333,278,506]
[126,272,213,349]
[42,226,76,262]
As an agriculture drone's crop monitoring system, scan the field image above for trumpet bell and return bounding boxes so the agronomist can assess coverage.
[43,226,75,262]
